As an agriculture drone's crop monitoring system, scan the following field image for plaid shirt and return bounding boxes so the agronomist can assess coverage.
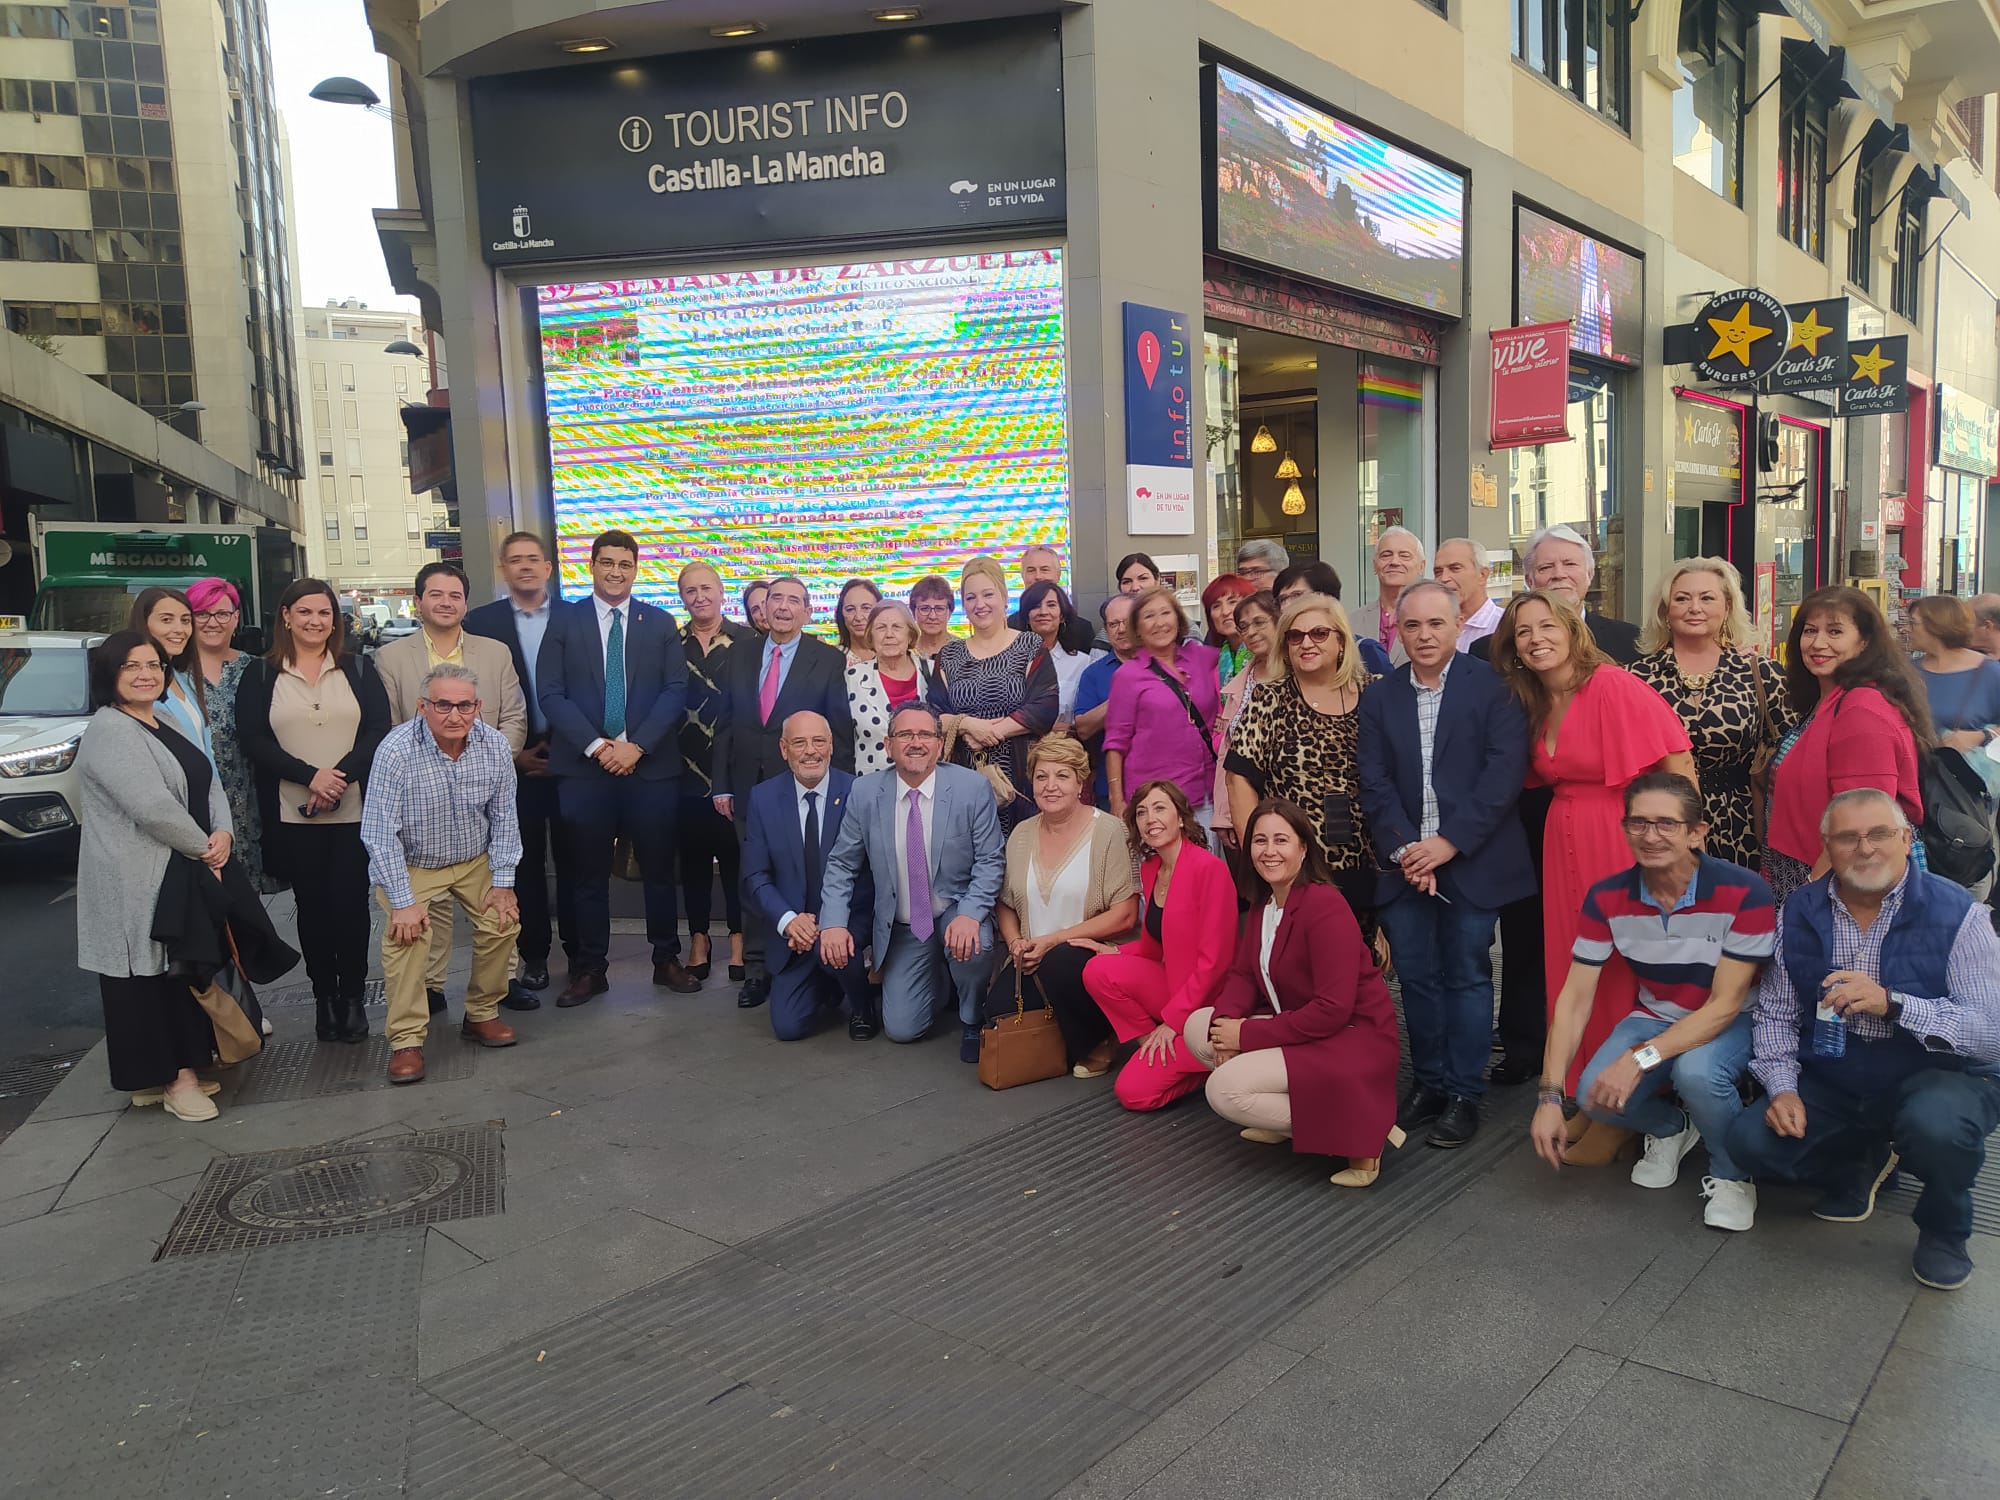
[1412,656,1452,841]
[1752,867,2000,1098]
[361,717,521,909]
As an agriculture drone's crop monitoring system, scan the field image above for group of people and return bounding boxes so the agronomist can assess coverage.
[72,523,2000,1288]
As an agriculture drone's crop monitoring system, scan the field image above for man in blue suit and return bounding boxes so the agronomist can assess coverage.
[741,711,878,1041]
[820,703,1004,1060]
[1358,580,1536,1149]
[535,528,698,1007]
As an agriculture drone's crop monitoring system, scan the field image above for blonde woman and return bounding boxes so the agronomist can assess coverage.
[1628,559,1791,868]
[1223,592,1379,923]
[847,599,937,775]
[929,556,1057,833]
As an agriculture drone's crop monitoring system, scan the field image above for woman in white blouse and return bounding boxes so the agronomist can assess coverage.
[846,600,938,775]
[1020,579,1106,732]
[984,734,1139,1066]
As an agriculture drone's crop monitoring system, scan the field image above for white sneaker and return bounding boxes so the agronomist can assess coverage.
[1700,1176,1757,1232]
[1630,1115,1701,1189]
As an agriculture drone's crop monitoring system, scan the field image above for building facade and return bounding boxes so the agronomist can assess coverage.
[360,0,2000,640]
[295,297,442,600]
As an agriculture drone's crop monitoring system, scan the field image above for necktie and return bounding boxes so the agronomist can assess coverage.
[803,789,821,914]
[603,607,626,739]
[905,787,933,942]
[758,643,782,724]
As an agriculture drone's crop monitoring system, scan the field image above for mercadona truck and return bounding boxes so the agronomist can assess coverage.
[27,519,301,650]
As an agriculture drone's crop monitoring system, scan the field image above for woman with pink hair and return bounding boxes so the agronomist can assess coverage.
[188,577,284,894]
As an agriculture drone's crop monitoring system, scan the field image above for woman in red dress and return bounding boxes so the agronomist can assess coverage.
[1185,799,1403,1188]
[1491,592,1695,1096]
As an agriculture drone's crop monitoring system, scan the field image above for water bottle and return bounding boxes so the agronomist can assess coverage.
[1811,999,1847,1057]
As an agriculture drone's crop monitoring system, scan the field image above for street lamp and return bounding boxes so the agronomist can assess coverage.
[309,76,399,122]
[383,339,423,356]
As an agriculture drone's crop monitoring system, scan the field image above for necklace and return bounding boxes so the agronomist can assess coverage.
[1675,659,1717,713]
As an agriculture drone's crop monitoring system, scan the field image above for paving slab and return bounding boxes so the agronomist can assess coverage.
[0,1108,117,1200]
[1431,1347,1625,1500]
[53,1118,226,1209]
[1892,1233,2000,1374]
[1820,1344,2000,1499]
[0,1180,184,1319]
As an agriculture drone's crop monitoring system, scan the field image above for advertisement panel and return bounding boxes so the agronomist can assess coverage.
[469,18,1064,265]
[1211,65,1465,317]
[1514,206,1643,366]
[536,249,1069,625]
[1673,395,1745,507]
[1937,384,2000,476]
[1123,303,1194,535]
[1489,321,1573,449]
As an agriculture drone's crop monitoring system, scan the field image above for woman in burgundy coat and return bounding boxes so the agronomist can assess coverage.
[1184,798,1404,1186]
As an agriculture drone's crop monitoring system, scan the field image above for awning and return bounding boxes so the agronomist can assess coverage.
[1759,0,1894,127]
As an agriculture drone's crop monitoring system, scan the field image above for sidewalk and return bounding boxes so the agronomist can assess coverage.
[1,935,1995,1498]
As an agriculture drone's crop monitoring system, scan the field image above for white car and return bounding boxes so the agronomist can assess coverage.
[0,627,103,840]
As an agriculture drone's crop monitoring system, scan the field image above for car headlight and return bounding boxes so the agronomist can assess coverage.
[0,735,81,778]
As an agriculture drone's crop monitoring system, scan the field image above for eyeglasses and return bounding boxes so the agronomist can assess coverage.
[424,699,480,718]
[1827,826,1906,852]
[888,729,942,742]
[193,608,238,623]
[1284,626,1336,647]
[913,602,950,614]
[118,660,164,673]
[1620,817,1689,838]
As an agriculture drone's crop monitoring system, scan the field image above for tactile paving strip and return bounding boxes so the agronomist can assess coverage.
[156,1126,502,1258]
[259,976,387,1009]
[228,1030,476,1106]
[1878,1153,2000,1237]
[418,1088,1530,1499]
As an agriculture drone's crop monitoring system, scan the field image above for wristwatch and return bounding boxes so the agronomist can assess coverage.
[1632,1044,1664,1073]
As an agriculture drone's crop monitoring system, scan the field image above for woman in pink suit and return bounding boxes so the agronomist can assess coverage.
[1184,799,1403,1187]
[1077,779,1237,1109]
[1491,591,1696,1095]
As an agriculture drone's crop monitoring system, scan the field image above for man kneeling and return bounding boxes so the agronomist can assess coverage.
[1727,788,2000,1290]
[1530,774,1774,1231]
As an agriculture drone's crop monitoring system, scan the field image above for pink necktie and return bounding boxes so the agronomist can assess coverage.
[905,788,934,942]
[758,646,782,724]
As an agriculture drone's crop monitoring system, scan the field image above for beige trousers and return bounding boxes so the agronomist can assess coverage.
[378,856,518,1049]
[1184,1006,1292,1136]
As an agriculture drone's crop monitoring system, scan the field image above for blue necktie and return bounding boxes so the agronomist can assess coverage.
[604,608,626,739]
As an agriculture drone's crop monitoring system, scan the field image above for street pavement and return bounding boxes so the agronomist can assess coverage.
[1,887,1996,1496]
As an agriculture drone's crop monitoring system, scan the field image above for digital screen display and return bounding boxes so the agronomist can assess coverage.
[1212,65,1465,317]
[536,248,1070,625]
[1515,205,1644,367]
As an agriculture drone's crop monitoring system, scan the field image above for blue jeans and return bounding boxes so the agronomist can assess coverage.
[1725,1045,2000,1238]
[1577,1009,1755,1180]
[1378,889,1498,1099]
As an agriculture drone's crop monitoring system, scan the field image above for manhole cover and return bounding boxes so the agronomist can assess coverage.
[157,1125,502,1258]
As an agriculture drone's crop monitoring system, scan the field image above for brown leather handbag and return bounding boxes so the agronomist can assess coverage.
[978,964,1067,1090]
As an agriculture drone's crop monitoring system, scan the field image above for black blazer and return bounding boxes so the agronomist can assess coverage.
[233,653,391,876]
[1356,661,1537,911]
[536,596,688,782]
[463,596,537,708]
[711,633,854,799]
[1471,609,1640,667]
[1006,608,1097,655]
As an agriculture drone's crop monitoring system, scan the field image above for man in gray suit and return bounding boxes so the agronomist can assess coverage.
[820,702,1004,1059]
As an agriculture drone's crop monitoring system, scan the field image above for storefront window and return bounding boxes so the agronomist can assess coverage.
[1760,420,1823,649]
[1673,0,1746,204]
[1357,358,1431,612]
[1940,472,1988,595]
[1204,331,1242,578]
[1506,363,1622,611]
[1778,59,1829,260]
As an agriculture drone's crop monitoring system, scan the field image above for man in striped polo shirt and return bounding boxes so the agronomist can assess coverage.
[1529,773,1777,1231]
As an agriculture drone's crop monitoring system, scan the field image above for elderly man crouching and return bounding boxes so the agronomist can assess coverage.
[1727,788,2000,1289]
[361,662,522,1084]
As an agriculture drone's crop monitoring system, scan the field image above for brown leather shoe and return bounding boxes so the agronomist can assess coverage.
[460,1017,517,1048]
[653,958,701,993]
[387,1047,426,1085]
[555,972,608,1008]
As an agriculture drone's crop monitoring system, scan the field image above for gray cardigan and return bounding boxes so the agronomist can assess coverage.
[75,706,231,978]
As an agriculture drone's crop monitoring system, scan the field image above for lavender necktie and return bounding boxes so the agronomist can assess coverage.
[905,787,934,942]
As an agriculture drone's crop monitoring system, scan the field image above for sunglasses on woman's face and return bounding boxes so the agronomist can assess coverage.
[1284,626,1335,647]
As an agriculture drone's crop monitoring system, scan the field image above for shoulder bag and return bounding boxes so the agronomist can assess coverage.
[978,962,1067,1090]
[1146,656,1217,762]
[1746,655,1777,840]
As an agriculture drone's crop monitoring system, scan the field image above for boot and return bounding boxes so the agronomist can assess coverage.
[314,993,341,1043]
[337,993,370,1044]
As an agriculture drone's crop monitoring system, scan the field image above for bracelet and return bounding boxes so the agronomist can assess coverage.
[1537,1089,1565,1109]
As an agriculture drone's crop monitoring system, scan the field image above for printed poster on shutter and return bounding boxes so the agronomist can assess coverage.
[1489,321,1572,449]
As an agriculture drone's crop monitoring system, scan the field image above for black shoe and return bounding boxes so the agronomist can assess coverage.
[728,963,747,982]
[1813,1144,1900,1223]
[653,958,702,994]
[960,1024,982,1063]
[1489,1056,1538,1087]
[313,994,341,1043]
[556,972,608,1008]
[518,964,551,992]
[1396,1084,1449,1130]
[500,980,542,1012]
[427,987,448,1017]
[1427,1096,1481,1149]
[848,1003,879,1041]
[737,976,769,1009]
[337,994,369,1043]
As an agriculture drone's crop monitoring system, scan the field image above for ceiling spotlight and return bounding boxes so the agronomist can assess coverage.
[710,21,766,38]
[871,7,923,21]
[558,37,616,54]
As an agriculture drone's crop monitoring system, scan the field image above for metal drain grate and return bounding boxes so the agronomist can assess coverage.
[228,1030,476,1106]
[1878,1154,2000,1237]
[258,977,387,1009]
[157,1125,502,1258]
[0,1046,91,1103]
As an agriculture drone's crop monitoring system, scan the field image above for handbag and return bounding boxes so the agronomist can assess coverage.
[977,963,1067,1090]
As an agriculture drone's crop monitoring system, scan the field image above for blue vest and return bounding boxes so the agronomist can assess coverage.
[1781,869,1979,1072]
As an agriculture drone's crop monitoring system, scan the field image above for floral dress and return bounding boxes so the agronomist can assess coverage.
[209,652,285,893]
[929,632,1058,834]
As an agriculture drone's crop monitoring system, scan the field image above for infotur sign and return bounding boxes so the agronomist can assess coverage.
[468,17,1065,265]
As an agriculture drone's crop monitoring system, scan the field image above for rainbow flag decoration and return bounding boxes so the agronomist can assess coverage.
[1359,370,1424,410]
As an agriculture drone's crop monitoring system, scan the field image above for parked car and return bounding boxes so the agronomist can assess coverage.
[0,623,103,842]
